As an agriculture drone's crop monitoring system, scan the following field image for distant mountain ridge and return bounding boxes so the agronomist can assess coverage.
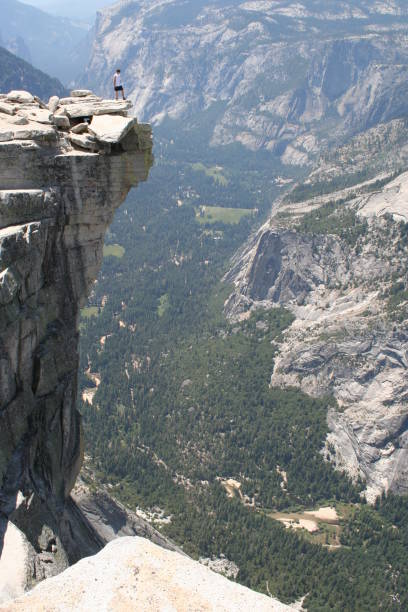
[81,0,408,166]
[20,0,114,21]
[1,0,89,83]
[0,46,67,99]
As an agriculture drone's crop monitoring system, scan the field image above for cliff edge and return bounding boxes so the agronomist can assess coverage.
[0,89,152,597]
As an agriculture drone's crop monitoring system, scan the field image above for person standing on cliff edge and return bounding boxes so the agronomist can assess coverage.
[113,69,126,100]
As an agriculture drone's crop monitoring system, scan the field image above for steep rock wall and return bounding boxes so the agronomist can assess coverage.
[81,0,408,163]
[224,170,408,502]
[0,90,152,570]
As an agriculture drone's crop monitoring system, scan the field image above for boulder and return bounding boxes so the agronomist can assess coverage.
[11,122,57,141]
[6,91,34,104]
[63,100,132,119]
[0,125,13,142]
[0,102,16,116]
[17,108,53,125]
[48,96,59,113]
[59,96,101,106]
[0,117,56,142]
[52,115,70,129]
[0,521,39,605]
[88,114,137,143]
[70,90,94,98]
[54,107,68,117]
[7,116,29,126]
[68,132,99,152]
[70,123,89,134]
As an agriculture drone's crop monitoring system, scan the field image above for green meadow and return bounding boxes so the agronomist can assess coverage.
[192,162,229,186]
[103,244,125,258]
[196,205,254,225]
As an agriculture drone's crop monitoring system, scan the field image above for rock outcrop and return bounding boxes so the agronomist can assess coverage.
[225,169,408,502]
[1,536,292,612]
[0,89,152,597]
[70,473,180,556]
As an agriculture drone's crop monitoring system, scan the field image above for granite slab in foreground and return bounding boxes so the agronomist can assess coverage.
[0,537,293,612]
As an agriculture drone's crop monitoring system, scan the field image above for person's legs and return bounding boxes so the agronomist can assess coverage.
[115,88,119,100]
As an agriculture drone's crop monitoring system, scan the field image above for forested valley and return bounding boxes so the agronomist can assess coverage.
[79,138,408,610]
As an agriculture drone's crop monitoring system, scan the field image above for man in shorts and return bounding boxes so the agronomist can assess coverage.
[113,69,126,100]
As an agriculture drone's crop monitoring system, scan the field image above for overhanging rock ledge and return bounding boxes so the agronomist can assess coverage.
[0,89,153,594]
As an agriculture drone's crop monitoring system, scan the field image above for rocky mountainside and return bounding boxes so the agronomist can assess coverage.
[224,147,408,502]
[0,88,152,600]
[81,0,408,166]
[0,47,67,100]
[1,0,89,83]
[0,85,293,610]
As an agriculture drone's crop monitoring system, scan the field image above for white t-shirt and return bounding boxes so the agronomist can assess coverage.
[114,73,122,86]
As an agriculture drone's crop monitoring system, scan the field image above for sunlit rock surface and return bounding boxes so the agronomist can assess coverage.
[1,537,292,612]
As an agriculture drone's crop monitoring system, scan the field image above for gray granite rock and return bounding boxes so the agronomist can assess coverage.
[70,90,93,98]
[89,114,137,143]
[4,537,291,612]
[0,88,153,597]
[68,132,99,151]
[70,123,88,134]
[48,96,60,113]
[17,108,53,125]
[64,100,132,119]
[59,96,102,106]
[224,171,408,501]
[7,117,29,126]
[0,102,16,116]
[6,91,34,104]
[52,115,70,129]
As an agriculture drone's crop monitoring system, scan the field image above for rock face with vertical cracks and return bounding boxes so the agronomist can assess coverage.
[0,90,152,588]
[224,170,408,503]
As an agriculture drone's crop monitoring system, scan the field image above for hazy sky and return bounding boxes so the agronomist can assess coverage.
[21,0,115,19]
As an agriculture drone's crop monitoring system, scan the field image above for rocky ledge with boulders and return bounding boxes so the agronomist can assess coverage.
[0,89,153,602]
[0,89,150,154]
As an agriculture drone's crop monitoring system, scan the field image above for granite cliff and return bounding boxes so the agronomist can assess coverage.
[0,88,154,598]
[0,88,292,612]
[225,153,408,502]
[81,0,408,165]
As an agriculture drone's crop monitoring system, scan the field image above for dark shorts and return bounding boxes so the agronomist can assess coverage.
[115,86,123,91]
